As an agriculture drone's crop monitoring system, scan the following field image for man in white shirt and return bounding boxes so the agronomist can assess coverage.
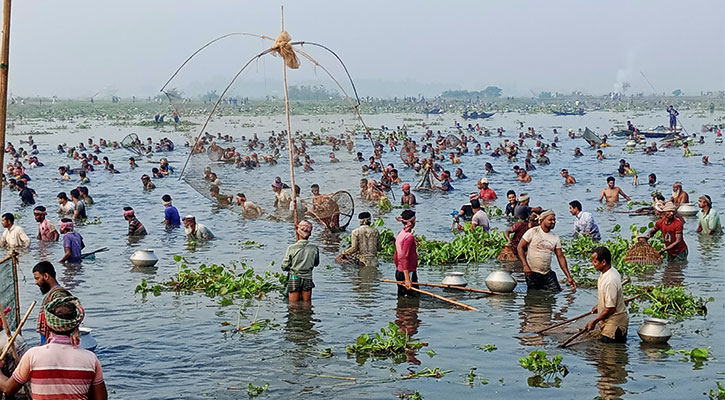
[585,246,628,342]
[455,199,490,232]
[0,213,30,248]
[569,200,601,241]
[517,210,576,291]
[57,192,75,217]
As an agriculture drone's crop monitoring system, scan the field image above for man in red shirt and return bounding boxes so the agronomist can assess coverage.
[394,210,418,297]
[647,202,687,261]
[477,178,497,202]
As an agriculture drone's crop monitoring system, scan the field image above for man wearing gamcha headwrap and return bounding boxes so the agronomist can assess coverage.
[34,205,59,241]
[0,296,108,399]
[517,210,577,291]
[647,202,688,261]
[281,221,319,304]
[394,210,419,296]
[59,218,84,264]
[340,212,381,267]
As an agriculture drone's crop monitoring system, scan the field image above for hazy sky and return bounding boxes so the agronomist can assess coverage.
[8,1,725,98]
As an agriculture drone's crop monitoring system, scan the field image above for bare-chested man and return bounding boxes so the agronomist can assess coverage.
[670,181,689,206]
[560,169,576,184]
[599,176,630,203]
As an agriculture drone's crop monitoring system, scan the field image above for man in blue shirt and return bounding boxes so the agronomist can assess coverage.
[162,194,181,227]
[59,219,84,263]
[667,105,679,131]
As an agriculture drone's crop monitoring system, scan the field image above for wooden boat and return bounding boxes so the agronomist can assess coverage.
[553,109,585,116]
[462,111,495,120]
[425,108,443,115]
[612,129,631,137]
[641,125,681,138]
[583,127,603,146]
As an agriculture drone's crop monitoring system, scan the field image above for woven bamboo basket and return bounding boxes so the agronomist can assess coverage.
[623,238,662,265]
[497,245,519,261]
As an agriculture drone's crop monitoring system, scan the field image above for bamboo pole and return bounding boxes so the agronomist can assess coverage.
[0,303,18,363]
[0,300,34,360]
[379,280,478,311]
[379,279,508,296]
[11,251,19,326]
[0,0,11,214]
[280,6,299,239]
[558,328,587,348]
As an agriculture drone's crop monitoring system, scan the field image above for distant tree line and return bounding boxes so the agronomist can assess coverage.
[441,86,502,99]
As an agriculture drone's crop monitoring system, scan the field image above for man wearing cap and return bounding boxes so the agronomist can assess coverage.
[517,210,577,291]
[0,213,30,248]
[59,218,84,263]
[123,207,147,236]
[394,210,418,296]
[696,195,722,235]
[477,178,497,202]
[162,194,181,227]
[400,183,416,206]
[0,296,108,399]
[647,202,687,261]
[340,212,381,267]
[34,206,59,241]
[281,221,319,304]
[183,215,214,241]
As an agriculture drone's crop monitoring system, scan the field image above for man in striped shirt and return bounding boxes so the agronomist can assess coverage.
[0,296,107,399]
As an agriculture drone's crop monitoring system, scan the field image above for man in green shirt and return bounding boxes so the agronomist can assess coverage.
[281,221,319,304]
[696,195,722,235]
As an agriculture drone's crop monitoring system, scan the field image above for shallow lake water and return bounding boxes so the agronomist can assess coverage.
[4,109,725,399]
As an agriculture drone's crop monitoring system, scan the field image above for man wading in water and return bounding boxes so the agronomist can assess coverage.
[339,212,381,267]
[599,176,630,203]
[647,202,688,261]
[394,210,418,296]
[585,246,628,343]
[517,210,576,291]
[281,221,319,304]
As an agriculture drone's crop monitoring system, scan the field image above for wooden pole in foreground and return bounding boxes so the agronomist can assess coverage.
[558,328,588,348]
[379,279,508,296]
[0,0,12,213]
[0,300,34,360]
[0,303,19,363]
[379,280,478,311]
[280,5,299,239]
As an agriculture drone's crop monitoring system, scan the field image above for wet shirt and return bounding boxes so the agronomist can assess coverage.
[521,226,561,274]
[343,225,381,267]
[655,217,687,257]
[513,204,531,221]
[38,219,58,241]
[697,208,722,234]
[74,201,87,220]
[478,187,497,201]
[58,201,75,217]
[164,205,181,226]
[128,218,147,236]
[281,239,319,279]
[394,229,418,272]
[186,223,214,241]
[574,211,601,240]
[471,209,490,232]
[597,267,628,338]
[505,201,519,217]
[19,188,36,205]
[0,224,31,248]
[12,335,104,399]
[509,221,529,250]
[63,232,84,263]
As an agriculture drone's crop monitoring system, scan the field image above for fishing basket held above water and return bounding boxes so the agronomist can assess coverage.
[497,245,519,261]
[623,238,662,265]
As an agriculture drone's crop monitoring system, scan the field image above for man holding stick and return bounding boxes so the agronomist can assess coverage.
[585,246,628,343]
[394,210,418,297]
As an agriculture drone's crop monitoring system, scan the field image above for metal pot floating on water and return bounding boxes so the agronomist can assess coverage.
[130,249,159,267]
[637,317,672,344]
[442,272,467,287]
[484,270,517,292]
[677,203,698,216]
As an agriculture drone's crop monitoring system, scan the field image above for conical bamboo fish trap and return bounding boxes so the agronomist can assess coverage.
[623,238,662,265]
[497,245,519,261]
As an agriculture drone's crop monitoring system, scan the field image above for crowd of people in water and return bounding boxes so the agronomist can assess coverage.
[0,107,722,399]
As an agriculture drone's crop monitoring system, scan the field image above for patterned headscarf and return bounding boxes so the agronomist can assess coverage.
[45,296,85,346]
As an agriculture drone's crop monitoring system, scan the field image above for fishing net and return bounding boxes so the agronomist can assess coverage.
[414,168,435,191]
[0,255,19,331]
[623,238,662,265]
[497,245,519,261]
[121,133,144,155]
[400,143,418,165]
[583,128,603,146]
[445,134,461,147]
[206,142,225,162]
[303,190,354,231]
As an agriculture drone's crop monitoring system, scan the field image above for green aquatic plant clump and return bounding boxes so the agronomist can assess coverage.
[626,285,711,321]
[347,321,427,364]
[135,256,285,305]
[402,367,452,380]
[707,381,725,400]
[519,350,568,388]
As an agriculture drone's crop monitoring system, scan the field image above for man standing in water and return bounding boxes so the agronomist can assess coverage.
[517,210,577,291]
[400,183,417,206]
[667,105,679,131]
[162,195,181,227]
[182,215,214,241]
[696,195,722,235]
[123,207,147,236]
[394,210,418,296]
[32,261,72,344]
[59,219,84,264]
[34,206,59,241]
[273,181,291,211]
[560,169,576,184]
[599,177,630,203]
[585,246,628,343]
[0,213,30,248]
[340,212,381,267]
[670,181,689,207]
[281,221,319,304]
[569,200,601,241]
[647,202,687,261]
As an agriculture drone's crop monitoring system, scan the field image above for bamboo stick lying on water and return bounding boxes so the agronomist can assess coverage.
[558,328,588,348]
[0,301,35,360]
[379,279,509,296]
[379,280,478,311]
